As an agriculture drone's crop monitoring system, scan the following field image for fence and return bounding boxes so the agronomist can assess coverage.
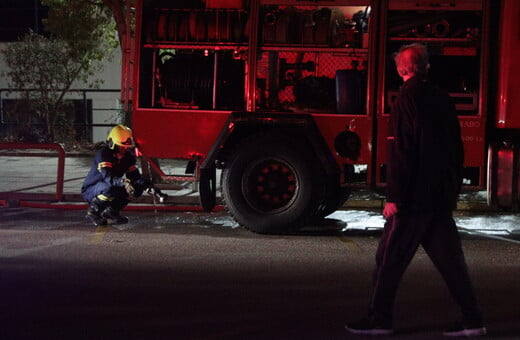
[0,142,66,202]
[0,88,122,143]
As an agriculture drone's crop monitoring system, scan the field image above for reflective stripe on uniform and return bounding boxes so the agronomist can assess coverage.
[97,161,112,172]
[97,194,114,202]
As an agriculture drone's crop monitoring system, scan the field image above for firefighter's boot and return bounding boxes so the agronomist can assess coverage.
[101,206,129,225]
[86,197,108,226]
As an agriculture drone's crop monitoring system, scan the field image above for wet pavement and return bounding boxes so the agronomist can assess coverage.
[0,205,519,339]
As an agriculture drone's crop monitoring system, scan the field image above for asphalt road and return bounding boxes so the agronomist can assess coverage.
[0,207,519,339]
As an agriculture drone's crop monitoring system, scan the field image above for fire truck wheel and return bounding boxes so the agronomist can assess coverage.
[222,137,316,234]
[309,185,351,223]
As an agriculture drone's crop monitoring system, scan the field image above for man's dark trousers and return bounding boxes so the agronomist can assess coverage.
[369,210,483,326]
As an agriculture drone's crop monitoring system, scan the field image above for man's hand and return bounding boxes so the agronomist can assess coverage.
[124,179,135,196]
[383,202,398,219]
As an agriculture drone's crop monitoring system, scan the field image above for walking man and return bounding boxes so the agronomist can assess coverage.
[345,43,486,337]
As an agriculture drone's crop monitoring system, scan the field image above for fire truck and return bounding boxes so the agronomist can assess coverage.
[122,0,519,233]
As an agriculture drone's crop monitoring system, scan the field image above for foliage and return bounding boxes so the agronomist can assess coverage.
[101,0,132,50]
[46,0,131,51]
[42,0,119,55]
[3,33,84,141]
[1,0,118,143]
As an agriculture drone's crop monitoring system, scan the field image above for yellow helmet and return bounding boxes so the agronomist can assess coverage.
[107,124,135,149]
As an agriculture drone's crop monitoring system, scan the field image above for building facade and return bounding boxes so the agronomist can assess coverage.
[0,0,123,143]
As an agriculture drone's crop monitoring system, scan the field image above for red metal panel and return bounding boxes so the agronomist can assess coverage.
[495,0,520,129]
[133,109,231,159]
[206,0,244,8]
[459,116,486,166]
[375,115,389,178]
[389,0,482,11]
[133,0,144,110]
[132,0,231,160]
[313,114,372,166]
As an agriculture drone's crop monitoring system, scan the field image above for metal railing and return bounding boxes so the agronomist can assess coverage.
[0,142,65,202]
[0,88,123,142]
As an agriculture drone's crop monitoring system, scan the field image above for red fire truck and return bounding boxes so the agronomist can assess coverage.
[122,0,519,233]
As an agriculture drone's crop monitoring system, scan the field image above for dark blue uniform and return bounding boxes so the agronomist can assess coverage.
[81,145,144,209]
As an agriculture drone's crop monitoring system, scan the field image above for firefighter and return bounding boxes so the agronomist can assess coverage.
[81,124,148,226]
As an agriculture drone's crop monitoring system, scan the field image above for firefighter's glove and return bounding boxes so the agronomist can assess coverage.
[124,179,136,196]
[132,178,147,197]
[113,177,126,187]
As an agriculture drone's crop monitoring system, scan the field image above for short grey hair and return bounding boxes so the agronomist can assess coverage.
[393,43,429,77]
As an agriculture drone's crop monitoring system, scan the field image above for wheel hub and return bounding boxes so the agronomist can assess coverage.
[243,159,298,212]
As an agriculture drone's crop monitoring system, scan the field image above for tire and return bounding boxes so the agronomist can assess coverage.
[222,135,316,234]
[310,185,351,223]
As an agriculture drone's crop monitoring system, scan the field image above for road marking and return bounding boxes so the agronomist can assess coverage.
[90,226,109,244]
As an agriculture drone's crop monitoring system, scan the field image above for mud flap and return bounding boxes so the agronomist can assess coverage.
[199,166,217,212]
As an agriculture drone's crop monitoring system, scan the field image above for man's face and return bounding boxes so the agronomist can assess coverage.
[395,49,412,79]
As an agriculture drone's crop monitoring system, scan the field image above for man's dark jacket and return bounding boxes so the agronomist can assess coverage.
[386,75,464,212]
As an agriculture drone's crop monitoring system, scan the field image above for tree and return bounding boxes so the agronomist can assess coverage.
[1,0,118,142]
[43,0,121,51]
[46,0,132,51]
[3,33,87,141]
[100,0,134,112]
[45,0,133,113]
[101,0,132,51]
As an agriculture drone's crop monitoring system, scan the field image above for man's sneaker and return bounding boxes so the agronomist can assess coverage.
[86,209,108,226]
[345,318,394,336]
[443,323,487,337]
[101,207,129,225]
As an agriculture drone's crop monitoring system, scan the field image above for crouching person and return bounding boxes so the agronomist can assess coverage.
[82,124,148,226]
